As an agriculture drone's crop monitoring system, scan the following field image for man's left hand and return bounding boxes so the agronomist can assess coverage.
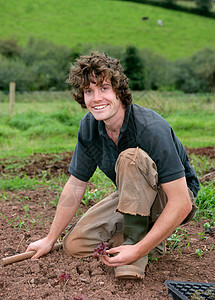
[102,244,140,267]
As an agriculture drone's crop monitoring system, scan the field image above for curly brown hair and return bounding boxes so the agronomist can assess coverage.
[67,52,132,108]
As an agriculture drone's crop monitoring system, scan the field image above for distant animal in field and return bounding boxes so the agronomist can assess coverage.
[157,19,163,26]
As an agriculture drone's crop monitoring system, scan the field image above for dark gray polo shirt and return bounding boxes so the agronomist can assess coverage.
[69,104,200,197]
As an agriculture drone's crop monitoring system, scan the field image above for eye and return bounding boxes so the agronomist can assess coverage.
[84,89,92,95]
[101,85,109,92]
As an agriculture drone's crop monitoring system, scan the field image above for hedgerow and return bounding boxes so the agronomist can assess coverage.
[0,38,214,93]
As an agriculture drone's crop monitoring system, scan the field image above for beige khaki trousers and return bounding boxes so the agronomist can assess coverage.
[63,148,197,257]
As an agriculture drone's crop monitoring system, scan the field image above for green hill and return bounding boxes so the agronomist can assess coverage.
[0,0,215,60]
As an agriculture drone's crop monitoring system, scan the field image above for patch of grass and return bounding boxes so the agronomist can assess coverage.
[194,182,215,221]
[135,91,215,148]
[0,91,214,157]
[82,168,115,206]
[0,175,48,191]
[0,99,86,157]
[0,135,78,158]
[166,113,215,147]
[6,110,83,138]
[189,154,215,178]
[0,0,215,60]
[0,124,19,138]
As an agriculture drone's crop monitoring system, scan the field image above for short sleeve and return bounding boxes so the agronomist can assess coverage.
[69,122,97,182]
[146,123,185,184]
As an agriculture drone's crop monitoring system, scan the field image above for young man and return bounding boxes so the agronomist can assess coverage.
[26,52,200,279]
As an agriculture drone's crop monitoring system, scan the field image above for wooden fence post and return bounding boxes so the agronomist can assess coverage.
[9,82,16,115]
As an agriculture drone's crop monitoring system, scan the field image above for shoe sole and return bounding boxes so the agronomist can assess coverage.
[115,265,145,280]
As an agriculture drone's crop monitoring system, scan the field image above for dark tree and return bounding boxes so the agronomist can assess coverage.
[195,0,213,12]
[124,46,144,90]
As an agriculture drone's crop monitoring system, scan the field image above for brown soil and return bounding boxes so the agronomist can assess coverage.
[0,148,215,300]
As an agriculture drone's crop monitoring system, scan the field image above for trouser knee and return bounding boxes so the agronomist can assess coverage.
[63,227,97,258]
[63,191,123,258]
[115,147,159,216]
[63,234,80,257]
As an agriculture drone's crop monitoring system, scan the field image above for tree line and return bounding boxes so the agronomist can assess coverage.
[160,0,213,13]
[119,0,215,16]
[0,38,214,93]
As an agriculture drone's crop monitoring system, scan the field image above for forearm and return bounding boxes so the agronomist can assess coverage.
[46,204,79,245]
[136,197,192,257]
[46,175,87,245]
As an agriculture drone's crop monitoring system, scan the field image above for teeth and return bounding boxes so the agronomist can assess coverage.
[94,105,107,110]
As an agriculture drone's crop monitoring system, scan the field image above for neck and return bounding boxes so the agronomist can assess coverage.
[104,110,125,145]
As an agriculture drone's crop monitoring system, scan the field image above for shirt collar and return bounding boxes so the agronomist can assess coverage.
[98,105,132,136]
[120,105,131,134]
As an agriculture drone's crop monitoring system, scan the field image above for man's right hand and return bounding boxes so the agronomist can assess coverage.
[26,237,54,260]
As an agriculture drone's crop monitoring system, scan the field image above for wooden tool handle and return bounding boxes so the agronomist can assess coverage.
[1,242,63,266]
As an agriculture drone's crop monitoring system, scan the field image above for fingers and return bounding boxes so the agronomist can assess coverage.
[102,254,124,267]
[102,245,139,267]
[25,245,40,260]
[102,247,124,267]
[31,251,42,260]
[25,239,52,260]
[25,244,35,253]
[106,246,121,255]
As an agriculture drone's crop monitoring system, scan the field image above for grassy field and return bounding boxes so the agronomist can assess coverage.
[0,91,214,158]
[0,0,215,60]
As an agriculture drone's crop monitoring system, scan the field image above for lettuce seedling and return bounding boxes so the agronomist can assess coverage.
[57,270,71,284]
[74,295,88,300]
[92,241,109,260]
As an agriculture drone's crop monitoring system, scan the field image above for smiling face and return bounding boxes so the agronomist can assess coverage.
[83,80,125,125]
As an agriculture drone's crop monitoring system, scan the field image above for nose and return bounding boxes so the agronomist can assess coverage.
[94,88,102,101]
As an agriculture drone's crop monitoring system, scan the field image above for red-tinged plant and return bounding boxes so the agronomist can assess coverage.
[92,241,109,260]
[74,295,88,300]
[57,270,71,284]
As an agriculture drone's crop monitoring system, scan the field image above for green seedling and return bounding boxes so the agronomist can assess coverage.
[13,217,29,230]
[209,244,214,253]
[204,221,215,230]
[148,256,159,263]
[204,222,211,230]
[195,248,204,259]
[197,232,208,240]
[17,196,30,203]
[0,212,28,230]
[0,206,36,231]
[185,242,190,251]
[22,204,30,213]
[1,192,8,202]
[166,227,189,253]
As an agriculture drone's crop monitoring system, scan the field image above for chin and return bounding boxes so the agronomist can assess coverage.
[92,113,108,121]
